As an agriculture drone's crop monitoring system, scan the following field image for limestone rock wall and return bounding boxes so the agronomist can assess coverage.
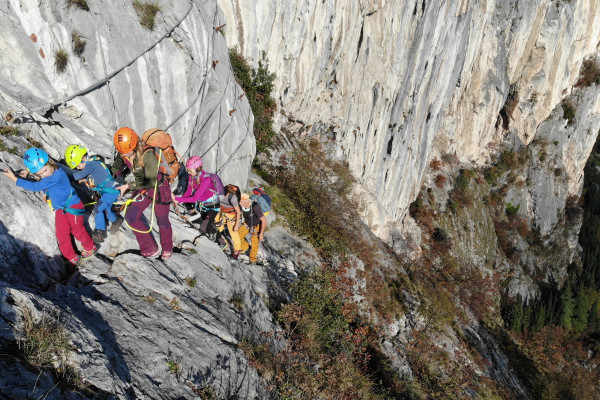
[0,0,254,186]
[217,0,600,239]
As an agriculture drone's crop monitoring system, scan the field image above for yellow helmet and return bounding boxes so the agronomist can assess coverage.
[65,144,87,169]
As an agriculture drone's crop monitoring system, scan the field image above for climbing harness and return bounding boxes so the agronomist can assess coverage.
[122,149,163,234]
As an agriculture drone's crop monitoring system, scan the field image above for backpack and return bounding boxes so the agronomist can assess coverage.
[207,172,225,196]
[220,184,241,213]
[251,187,272,214]
[142,128,182,183]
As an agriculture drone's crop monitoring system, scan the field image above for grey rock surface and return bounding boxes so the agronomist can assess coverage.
[219,0,600,242]
[0,0,254,186]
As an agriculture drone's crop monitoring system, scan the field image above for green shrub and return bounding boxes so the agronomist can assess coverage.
[229,48,277,154]
[54,48,69,73]
[166,358,181,377]
[133,1,160,30]
[71,31,86,57]
[562,99,576,125]
[263,140,357,254]
[505,202,520,216]
[575,59,600,87]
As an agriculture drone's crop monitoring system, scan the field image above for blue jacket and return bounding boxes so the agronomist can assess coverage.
[17,168,80,210]
[73,160,118,193]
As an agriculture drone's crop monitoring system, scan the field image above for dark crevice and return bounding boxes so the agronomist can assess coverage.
[386,135,394,155]
[356,22,364,62]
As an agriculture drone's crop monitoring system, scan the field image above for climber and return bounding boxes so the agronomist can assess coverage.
[237,192,268,264]
[218,184,242,259]
[173,156,220,239]
[2,147,97,269]
[65,144,123,242]
[110,127,173,259]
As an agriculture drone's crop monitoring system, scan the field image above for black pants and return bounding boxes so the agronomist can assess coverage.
[200,209,219,235]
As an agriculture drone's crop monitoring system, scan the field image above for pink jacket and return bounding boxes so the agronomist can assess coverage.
[175,171,218,204]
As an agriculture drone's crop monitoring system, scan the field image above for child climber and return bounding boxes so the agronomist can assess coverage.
[65,144,123,242]
[2,147,96,269]
[173,156,220,239]
[110,127,173,259]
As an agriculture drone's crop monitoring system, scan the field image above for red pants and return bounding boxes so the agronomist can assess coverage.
[55,202,95,261]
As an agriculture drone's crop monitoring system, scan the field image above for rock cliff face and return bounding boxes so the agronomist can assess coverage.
[217,0,600,240]
[0,0,254,185]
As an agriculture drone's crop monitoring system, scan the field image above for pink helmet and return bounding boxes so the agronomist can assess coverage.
[186,156,203,170]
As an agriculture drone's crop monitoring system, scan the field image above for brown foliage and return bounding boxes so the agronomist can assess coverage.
[434,174,447,188]
[430,158,442,171]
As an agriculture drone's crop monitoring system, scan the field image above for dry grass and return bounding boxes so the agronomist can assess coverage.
[133,1,161,30]
[71,31,86,57]
[54,48,69,73]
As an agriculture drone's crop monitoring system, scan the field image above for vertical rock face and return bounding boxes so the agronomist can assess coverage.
[0,0,254,185]
[218,0,600,239]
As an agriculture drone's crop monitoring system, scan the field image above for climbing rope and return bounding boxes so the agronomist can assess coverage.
[122,149,162,234]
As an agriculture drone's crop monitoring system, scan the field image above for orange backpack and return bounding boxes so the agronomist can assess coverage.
[142,128,182,183]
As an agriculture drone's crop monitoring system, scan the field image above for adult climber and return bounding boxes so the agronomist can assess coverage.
[110,127,173,259]
[173,156,220,239]
[237,192,267,265]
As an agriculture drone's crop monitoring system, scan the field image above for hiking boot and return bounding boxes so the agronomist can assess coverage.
[92,229,107,243]
[161,250,172,259]
[231,250,241,260]
[142,248,161,258]
[109,214,124,234]
[81,246,97,260]
[238,253,250,262]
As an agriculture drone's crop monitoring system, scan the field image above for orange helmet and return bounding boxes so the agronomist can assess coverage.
[114,127,138,154]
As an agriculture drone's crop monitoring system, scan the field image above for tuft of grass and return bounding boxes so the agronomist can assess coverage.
[71,31,86,57]
[133,1,161,31]
[169,297,182,311]
[184,277,196,288]
[67,0,89,11]
[27,137,43,149]
[166,358,181,377]
[228,293,244,311]
[19,308,86,390]
[142,295,156,304]
[0,126,19,136]
[54,48,69,73]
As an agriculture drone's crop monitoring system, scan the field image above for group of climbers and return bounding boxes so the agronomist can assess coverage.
[2,126,270,270]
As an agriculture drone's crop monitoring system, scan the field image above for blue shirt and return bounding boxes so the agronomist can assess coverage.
[72,160,113,188]
[17,168,80,210]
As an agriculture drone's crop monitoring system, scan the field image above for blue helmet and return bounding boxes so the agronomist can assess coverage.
[23,147,49,173]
